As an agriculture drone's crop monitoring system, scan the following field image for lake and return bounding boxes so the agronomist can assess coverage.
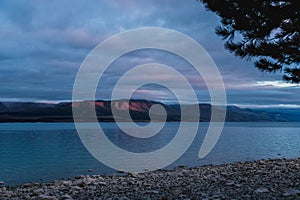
[0,122,299,185]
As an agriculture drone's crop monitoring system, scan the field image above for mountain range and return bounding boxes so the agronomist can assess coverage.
[0,99,298,122]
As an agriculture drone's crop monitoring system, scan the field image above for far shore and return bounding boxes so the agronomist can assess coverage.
[0,158,299,199]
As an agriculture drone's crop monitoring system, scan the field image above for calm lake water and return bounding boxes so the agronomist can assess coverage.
[0,122,299,185]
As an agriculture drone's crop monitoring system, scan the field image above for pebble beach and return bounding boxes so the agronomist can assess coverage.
[0,158,299,200]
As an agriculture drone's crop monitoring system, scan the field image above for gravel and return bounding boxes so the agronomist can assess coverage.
[0,158,299,199]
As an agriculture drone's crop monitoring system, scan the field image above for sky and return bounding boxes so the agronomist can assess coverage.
[0,0,299,108]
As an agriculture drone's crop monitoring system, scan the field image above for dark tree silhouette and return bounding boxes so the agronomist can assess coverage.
[200,0,300,83]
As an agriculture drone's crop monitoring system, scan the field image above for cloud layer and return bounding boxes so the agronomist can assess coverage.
[0,0,299,107]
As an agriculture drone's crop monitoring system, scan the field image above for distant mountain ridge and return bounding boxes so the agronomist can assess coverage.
[0,99,296,122]
[0,103,7,112]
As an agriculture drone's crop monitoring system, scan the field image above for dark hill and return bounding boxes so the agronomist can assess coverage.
[0,99,292,122]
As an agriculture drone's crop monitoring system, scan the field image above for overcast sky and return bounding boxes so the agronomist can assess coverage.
[0,0,299,107]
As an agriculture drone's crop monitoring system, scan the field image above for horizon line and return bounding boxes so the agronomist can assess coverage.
[1,98,300,109]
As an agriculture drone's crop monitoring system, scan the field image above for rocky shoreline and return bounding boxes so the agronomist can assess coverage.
[0,158,299,199]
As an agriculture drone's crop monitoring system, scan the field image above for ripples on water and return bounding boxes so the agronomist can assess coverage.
[0,122,299,185]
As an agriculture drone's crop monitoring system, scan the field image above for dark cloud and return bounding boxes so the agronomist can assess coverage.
[0,0,35,30]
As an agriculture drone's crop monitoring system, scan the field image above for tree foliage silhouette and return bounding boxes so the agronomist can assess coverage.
[200,0,300,83]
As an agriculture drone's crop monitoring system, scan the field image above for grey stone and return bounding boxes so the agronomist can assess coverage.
[4,190,14,197]
[282,188,300,196]
[37,194,58,200]
[60,194,73,200]
[255,187,269,193]
[98,181,107,186]
[225,180,235,186]
[71,186,82,191]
